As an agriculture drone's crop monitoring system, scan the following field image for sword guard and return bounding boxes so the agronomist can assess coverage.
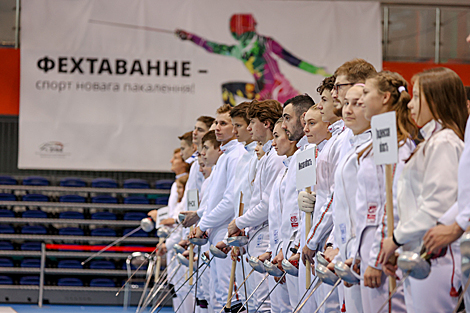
[224,302,246,312]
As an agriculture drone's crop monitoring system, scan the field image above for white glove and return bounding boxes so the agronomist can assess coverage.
[298,191,316,213]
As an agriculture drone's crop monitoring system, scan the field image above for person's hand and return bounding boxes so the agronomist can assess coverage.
[157,243,167,256]
[190,226,204,239]
[216,241,231,255]
[298,191,316,213]
[364,266,382,288]
[178,239,189,250]
[326,261,336,273]
[258,252,272,262]
[423,222,464,254]
[181,211,200,228]
[378,237,398,265]
[231,247,241,262]
[342,258,359,287]
[272,250,284,271]
[302,245,316,266]
[227,219,242,237]
[148,210,158,222]
[160,218,176,226]
[288,253,300,270]
[324,247,339,263]
[175,29,191,40]
[382,252,399,278]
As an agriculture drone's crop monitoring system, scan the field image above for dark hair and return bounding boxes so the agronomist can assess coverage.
[465,86,470,101]
[334,58,377,84]
[230,101,252,124]
[247,99,283,131]
[317,76,336,95]
[197,116,215,129]
[412,67,468,141]
[178,131,193,146]
[201,130,221,149]
[283,94,315,117]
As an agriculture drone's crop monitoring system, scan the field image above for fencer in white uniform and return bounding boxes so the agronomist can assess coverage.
[301,119,346,313]
[232,139,284,312]
[384,119,463,312]
[196,138,245,311]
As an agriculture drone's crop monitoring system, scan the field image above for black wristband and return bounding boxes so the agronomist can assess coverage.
[392,233,402,247]
[325,243,333,249]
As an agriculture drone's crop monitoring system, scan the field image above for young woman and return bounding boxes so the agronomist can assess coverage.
[330,84,369,313]
[258,117,298,313]
[354,71,415,313]
[378,67,468,312]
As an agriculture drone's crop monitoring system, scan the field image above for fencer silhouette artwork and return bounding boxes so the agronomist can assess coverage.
[176,14,329,106]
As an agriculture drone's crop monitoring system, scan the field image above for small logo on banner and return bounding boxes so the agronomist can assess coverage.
[36,141,70,158]
[367,203,378,225]
[290,214,298,228]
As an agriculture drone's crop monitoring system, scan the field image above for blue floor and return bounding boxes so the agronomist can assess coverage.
[0,305,174,313]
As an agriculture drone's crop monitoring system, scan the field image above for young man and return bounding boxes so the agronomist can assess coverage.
[180,116,214,227]
[275,94,314,309]
[311,59,376,313]
[191,104,245,311]
[227,99,285,312]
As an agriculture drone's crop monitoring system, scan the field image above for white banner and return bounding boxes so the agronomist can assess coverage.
[19,0,381,171]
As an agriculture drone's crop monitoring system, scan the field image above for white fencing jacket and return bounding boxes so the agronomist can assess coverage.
[333,130,372,262]
[394,120,464,253]
[454,117,470,230]
[267,156,291,254]
[236,140,285,230]
[353,139,415,269]
[198,139,245,232]
[280,136,308,257]
[306,119,347,251]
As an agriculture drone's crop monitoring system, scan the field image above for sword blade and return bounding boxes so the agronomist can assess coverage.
[149,264,187,313]
[173,263,211,313]
[136,259,155,313]
[219,268,256,313]
[376,271,410,313]
[89,19,175,34]
[241,256,249,313]
[193,248,201,312]
[82,226,143,265]
[292,276,321,313]
[253,272,286,313]
[142,263,182,313]
[237,273,270,313]
[313,279,342,313]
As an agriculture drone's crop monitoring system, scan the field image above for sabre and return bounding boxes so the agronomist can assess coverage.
[240,256,249,313]
[139,263,182,313]
[218,268,256,313]
[236,273,270,313]
[81,226,143,265]
[376,271,411,313]
[173,262,211,313]
[89,19,175,34]
[253,272,287,313]
[148,265,189,313]
[136,257,156,313]
[116,251,157,296]
[292,276,321,313]
[313,279,342,313]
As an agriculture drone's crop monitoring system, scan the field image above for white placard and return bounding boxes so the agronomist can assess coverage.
[187,189,199,211]
[18,0,381,172]
[296,145,316,190]
[371,111,398,165]
[156,206,169,226]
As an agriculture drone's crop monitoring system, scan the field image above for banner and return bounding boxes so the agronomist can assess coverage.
[19,0,381,171]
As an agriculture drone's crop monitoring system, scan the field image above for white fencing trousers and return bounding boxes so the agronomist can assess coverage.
[246,226,271,312]
[194,242,213,313]
[268,275,292,313]
[311,254,340,313]
[209,225,233,312]
[173,268,195,313]
[464,271,470,313]
[403,242,461,313]
[286,271,299,308]
[359,228,406,313]
[343,284,362,313]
